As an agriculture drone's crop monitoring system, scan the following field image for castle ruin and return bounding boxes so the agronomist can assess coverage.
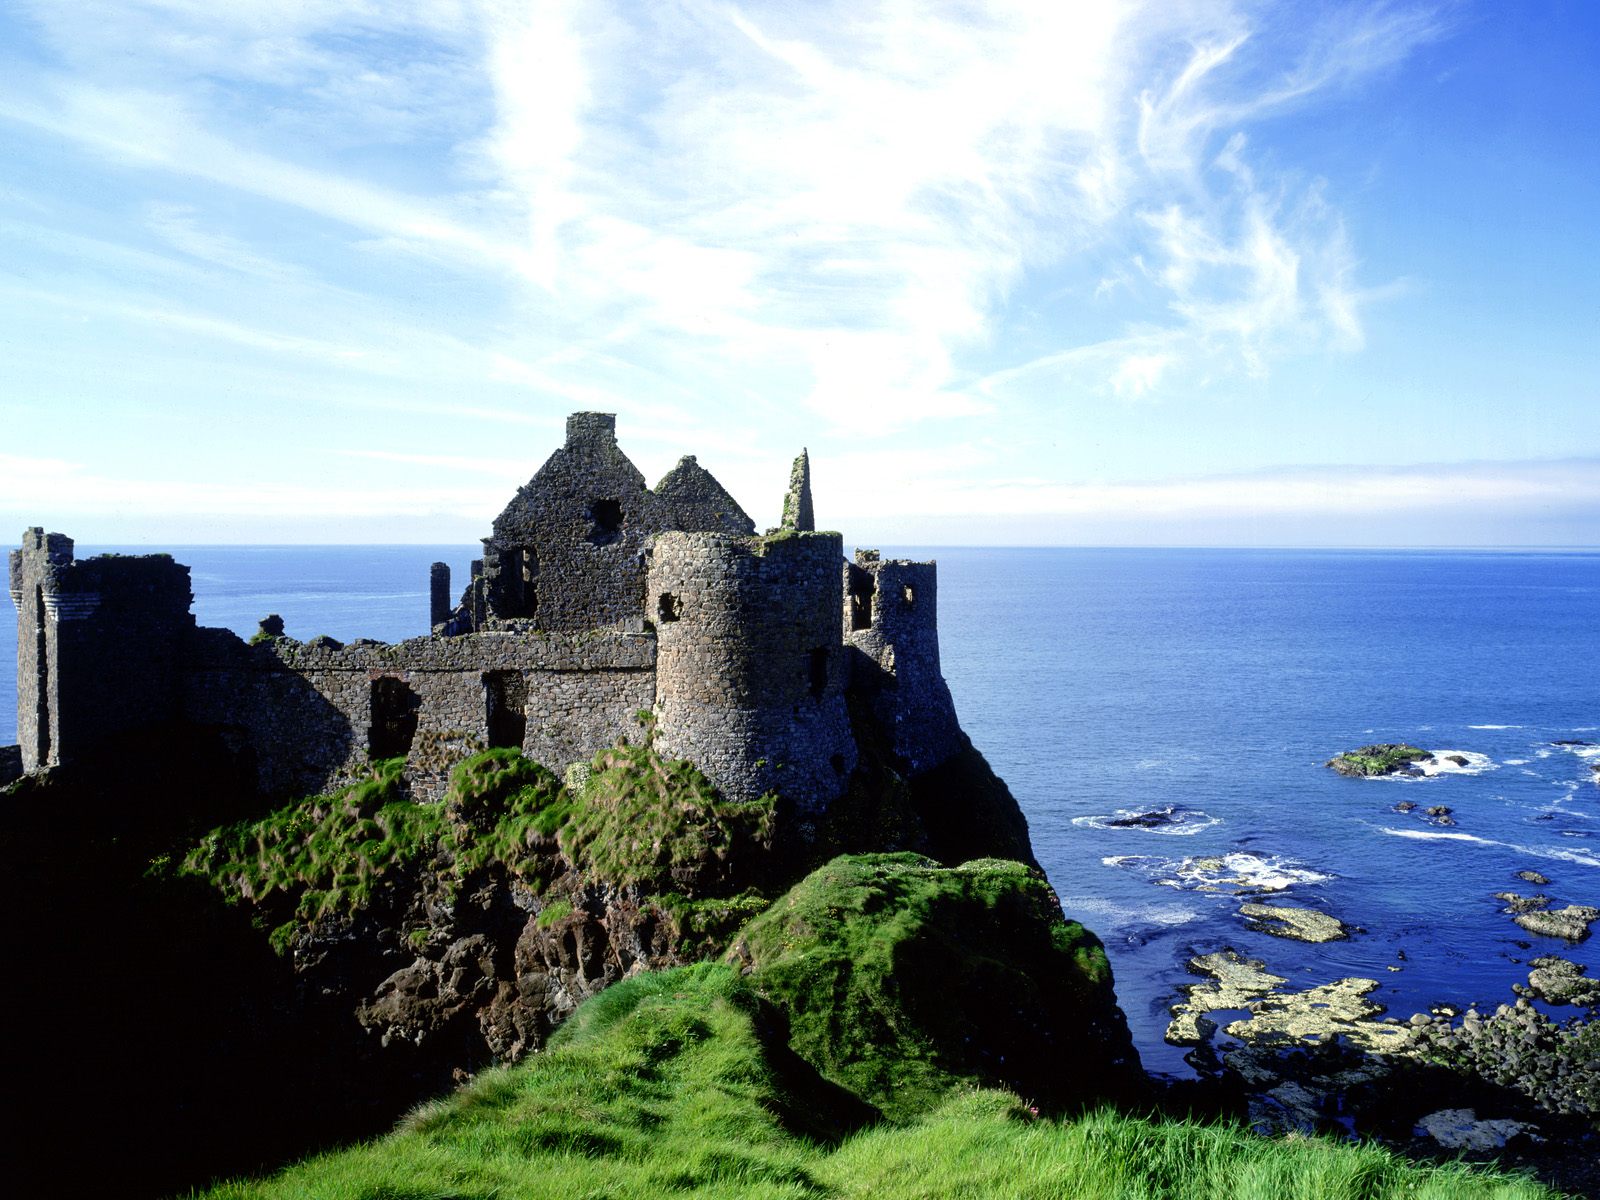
[5,413,963,808]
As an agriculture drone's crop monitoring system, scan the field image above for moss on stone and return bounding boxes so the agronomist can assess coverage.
[182,757,447,921]
[558,743,776,893]
[727,852,1139,1122]
[183,744,776,935]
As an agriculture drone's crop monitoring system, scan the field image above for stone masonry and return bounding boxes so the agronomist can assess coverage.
[7,415,966,811]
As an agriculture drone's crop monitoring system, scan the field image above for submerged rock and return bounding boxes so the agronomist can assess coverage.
[1496,891,1552,915]
[1326,744,1432,777]
[1516,869,1552,886]
[1103,806,1186,829]
[1238,902,1349,943]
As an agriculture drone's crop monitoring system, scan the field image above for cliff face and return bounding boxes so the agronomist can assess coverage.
[188,698,1049,1091]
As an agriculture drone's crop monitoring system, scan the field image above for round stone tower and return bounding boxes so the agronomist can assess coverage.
[646,530,857,811]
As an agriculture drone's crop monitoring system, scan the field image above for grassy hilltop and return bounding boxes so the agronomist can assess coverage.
[200,954,1555,1200]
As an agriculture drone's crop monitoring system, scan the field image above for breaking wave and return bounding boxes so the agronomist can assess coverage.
[1375,826,1600,868]
[1415,750,1495,776]
[1072,805,1222,836]
[1102,851,1333,894]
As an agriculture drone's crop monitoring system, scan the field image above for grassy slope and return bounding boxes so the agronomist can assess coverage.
[732,852,1136,1120]
[197,964,1561,1200]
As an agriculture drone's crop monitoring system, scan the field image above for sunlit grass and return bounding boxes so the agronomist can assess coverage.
[193,964,1562,1200]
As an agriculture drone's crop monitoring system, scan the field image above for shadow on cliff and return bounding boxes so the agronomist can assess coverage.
[805,693,1037,872]
[0,726,457,1200]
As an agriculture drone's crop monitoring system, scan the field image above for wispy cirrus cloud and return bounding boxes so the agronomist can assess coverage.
[0,1,1449,441]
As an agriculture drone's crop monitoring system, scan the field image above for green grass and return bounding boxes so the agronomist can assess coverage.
[731,853,1135,1121]
[193,963,1562,1200]
[182,757,449,921]
[183,745,776,934]
[558,742,775,891]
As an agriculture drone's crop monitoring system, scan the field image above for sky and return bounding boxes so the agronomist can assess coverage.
[0,0,1595,547]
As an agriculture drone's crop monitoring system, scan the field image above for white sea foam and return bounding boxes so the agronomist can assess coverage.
[1505,759,1529,766]
[1469,724,1521,730]
[1102,851,1332,893]
[1411,750,1495,777]
[1072,805,1222,836]
[1375,826,1600,868]
[1059,895,1201,928]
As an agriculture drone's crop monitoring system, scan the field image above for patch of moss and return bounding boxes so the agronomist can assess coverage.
[184,745,777,946]
[182,757,446,922]
[536,898,574,929]
[651,889,773,953]
[728,853,1139,1122]
[445,748,568,873]
[558,743,776,893]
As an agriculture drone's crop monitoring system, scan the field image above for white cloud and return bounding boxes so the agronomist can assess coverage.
[0,0,1463,528]
[828,457,1600,523]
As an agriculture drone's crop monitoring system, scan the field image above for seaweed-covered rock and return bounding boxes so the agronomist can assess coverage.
[1519,957,1600,1008]
[1238,902,1349,943]
[727,853,1142,1119]
[1326,744,1431,777]
[1514,905,1600,943]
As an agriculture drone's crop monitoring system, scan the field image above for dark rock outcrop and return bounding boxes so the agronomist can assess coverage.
[1326,744,1432,777]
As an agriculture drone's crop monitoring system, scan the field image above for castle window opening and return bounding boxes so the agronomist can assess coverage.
[902,584,915,607]
[657,592,681,622]
[369,676,420,759]
[484,670,528,750]
[809,647,828,699]
[494,548,538,619]
[848,568,875,631]
[587,498,624,545]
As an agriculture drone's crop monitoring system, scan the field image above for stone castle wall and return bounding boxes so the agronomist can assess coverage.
[183,628,656,800]
[9,530,194,772]
[845,551,963,774]
[6,413,970,817]
[477,413,756,634]
[647,530,857,811]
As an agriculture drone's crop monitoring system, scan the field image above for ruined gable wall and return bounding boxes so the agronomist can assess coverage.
[652,456,757,536]
[844,552,963,775]
[647,530,857,811]
[182,629,656,800]
[485,412,661,632]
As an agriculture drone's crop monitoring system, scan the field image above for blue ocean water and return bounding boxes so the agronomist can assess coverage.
[3,545,1597,1074]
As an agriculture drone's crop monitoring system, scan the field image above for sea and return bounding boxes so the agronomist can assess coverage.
[3,545,1597,1076]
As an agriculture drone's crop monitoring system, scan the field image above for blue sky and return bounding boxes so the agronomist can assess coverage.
[0,0,1595,546]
